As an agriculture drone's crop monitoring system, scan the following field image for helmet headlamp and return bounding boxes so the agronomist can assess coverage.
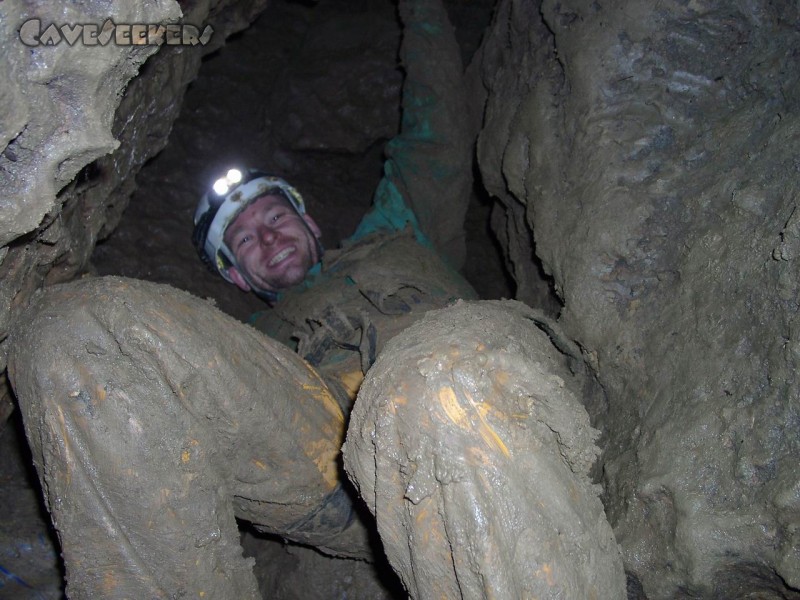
[212,168,243,196]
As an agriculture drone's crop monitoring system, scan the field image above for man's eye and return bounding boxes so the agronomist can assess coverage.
[238,235,252,247]
[272,213,284,222]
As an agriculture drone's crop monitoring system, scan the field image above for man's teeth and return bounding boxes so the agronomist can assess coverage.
[269,247,295,266]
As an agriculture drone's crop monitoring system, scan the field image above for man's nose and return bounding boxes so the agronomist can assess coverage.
[257,224,279,245]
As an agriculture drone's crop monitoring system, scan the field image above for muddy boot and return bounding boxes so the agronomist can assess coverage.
[7,276,373,599]
[344,300,626,599]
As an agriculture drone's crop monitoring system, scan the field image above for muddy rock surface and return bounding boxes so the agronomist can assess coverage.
[0,0,271,419]
[1,0,799,597]
[473,0,800,597]
[241,529,404,600]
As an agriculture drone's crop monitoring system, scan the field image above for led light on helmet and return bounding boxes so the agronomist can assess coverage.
[212,168,244,196]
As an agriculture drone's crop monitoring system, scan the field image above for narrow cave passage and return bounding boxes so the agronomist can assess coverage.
[90,0,511,321]
[2,1,523,597]
[3,0,799,596]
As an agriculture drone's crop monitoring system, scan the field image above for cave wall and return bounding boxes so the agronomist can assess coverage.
[2,0,799,598]
[0,0,271,422]
[472,0,799,597]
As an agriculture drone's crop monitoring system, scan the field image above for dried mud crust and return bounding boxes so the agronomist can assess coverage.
[344,300,626,599]
[8,276,380,598]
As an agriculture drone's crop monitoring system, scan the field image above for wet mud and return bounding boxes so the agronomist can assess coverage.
[2,0,798,597]
[344,300,625,598]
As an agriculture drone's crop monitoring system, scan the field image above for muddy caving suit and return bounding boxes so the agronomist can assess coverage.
[7,1,626,598]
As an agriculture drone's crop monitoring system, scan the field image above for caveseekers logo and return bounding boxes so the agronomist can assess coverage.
[19,19,214,47]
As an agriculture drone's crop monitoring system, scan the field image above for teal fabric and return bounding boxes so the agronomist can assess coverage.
[349,6,451,248]
[349,175,429,247]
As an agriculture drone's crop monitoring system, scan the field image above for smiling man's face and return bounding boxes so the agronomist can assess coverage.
[223,194,322,293]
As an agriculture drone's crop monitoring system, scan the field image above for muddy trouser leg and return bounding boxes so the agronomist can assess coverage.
[7,276,372,600]
[344,300,626,599]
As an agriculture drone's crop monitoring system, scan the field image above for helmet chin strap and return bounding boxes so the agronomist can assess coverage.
[242,270,280,304]
[253,287,281,304]
[313,236,326,265]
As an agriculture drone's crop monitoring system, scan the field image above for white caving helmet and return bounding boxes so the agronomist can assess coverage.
[192,167,310,299]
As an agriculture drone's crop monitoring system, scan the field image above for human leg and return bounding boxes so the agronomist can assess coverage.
[344,300,626,599]
[8,276,369,599]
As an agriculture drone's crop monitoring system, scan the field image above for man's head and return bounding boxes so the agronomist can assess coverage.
[193,169,323,301]
[223,193,322,293]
